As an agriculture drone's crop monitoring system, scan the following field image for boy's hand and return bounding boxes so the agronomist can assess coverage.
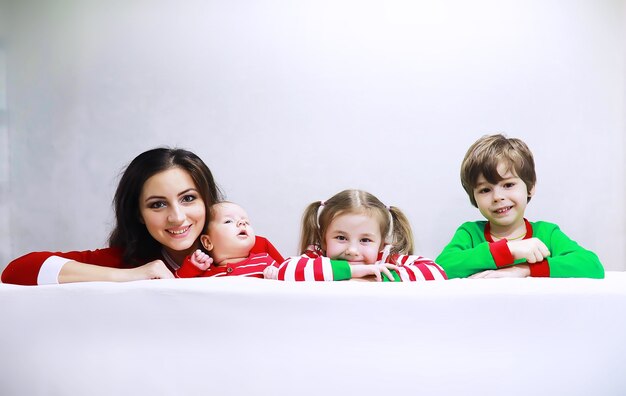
[507,238,550,263]
[263,265,279,280]
[190,249,213,271]
[469,264,530,279]
[349,263,398,282]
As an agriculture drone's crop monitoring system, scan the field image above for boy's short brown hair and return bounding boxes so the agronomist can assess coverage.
[460,134,537,207]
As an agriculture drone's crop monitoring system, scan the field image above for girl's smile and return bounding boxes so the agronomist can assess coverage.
[324,212,384,264]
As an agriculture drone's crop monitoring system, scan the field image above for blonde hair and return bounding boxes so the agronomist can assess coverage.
[460,134,536,207]
[299,189,415,256]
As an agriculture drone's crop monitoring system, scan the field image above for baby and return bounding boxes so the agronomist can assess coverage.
[176,201,278,278]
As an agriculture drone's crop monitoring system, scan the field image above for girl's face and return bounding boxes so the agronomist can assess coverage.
[139,167,206,262]
[324,212,384,264]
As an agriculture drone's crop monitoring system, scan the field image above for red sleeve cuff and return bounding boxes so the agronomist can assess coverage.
[175,256,204,278]
[529,260,550,277]
[489,239,515,267]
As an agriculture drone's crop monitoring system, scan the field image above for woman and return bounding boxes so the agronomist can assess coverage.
[2,147,283,285]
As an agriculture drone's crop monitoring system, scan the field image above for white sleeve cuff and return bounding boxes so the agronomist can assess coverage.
[37,256,70,285]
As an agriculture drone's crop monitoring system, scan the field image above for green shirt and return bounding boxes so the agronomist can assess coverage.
[436,220,604,279]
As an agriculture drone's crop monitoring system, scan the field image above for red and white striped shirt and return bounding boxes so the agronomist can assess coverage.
[176,253,277,279]
[277,246,447,282]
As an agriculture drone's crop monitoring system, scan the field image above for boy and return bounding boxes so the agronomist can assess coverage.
[436,134,604,279]
[176,201,280,278]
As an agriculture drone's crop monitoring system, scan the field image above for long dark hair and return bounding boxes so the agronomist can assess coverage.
[108,147,223,265]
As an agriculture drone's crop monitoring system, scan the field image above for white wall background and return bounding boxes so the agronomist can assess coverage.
[1,1,9,269]
[1,0,625,270]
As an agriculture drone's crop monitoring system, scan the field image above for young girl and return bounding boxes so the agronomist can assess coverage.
[267,189,447,282]
[1,148,284,285]
[176,201,279,279]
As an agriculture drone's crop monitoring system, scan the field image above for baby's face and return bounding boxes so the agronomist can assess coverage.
[206,202,256,261]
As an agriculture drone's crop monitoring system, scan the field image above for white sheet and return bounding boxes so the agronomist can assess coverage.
[2,273,626,396]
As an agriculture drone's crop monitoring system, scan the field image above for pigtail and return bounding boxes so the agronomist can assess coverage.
[299,201,323,254]
[388,206,415,255]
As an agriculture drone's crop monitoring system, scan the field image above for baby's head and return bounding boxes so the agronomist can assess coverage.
[200,201,256,264]
[460,134,536,207]
[300,189,414,260]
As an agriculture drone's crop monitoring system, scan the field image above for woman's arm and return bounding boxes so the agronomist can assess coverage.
[58,260,174,283]
[2,248,173,285]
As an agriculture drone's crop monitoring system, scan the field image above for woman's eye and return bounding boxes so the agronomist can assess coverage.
[149,201,166,209]
[181,195,196,203]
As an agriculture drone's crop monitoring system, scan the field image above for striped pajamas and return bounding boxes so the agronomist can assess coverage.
[277,247,447,281]
[176,253,277,278]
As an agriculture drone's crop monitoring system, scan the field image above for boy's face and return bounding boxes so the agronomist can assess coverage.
[201,202,256,262]
[473,162,534,234]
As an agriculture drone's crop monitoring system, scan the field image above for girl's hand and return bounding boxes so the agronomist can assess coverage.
[468,264,531,279]
[349,263,398,282]
[263,265,279,280]
[124,260,175,281]
[190,249,213,271]
[507,238,550,263]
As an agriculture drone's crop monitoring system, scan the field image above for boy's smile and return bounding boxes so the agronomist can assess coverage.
[473,162,534,237]
[492,205,513,216]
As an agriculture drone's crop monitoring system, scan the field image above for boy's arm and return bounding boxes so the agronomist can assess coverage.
[537,224,604,279]
[436,224,513,279]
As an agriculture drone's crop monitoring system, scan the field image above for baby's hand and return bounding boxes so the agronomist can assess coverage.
[190,249,213,271]
[263,265,279,280]
[507,238,550,263]
[350,263,398,282]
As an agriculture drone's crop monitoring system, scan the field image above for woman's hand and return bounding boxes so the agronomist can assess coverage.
[124,260,175,281]
[349,263,398,282]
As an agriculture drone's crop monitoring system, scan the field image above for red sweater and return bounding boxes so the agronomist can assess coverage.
[176,253,277,279]
[1,236,284,285]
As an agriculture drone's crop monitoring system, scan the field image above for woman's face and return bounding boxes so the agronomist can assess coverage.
[139,167,206,261]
